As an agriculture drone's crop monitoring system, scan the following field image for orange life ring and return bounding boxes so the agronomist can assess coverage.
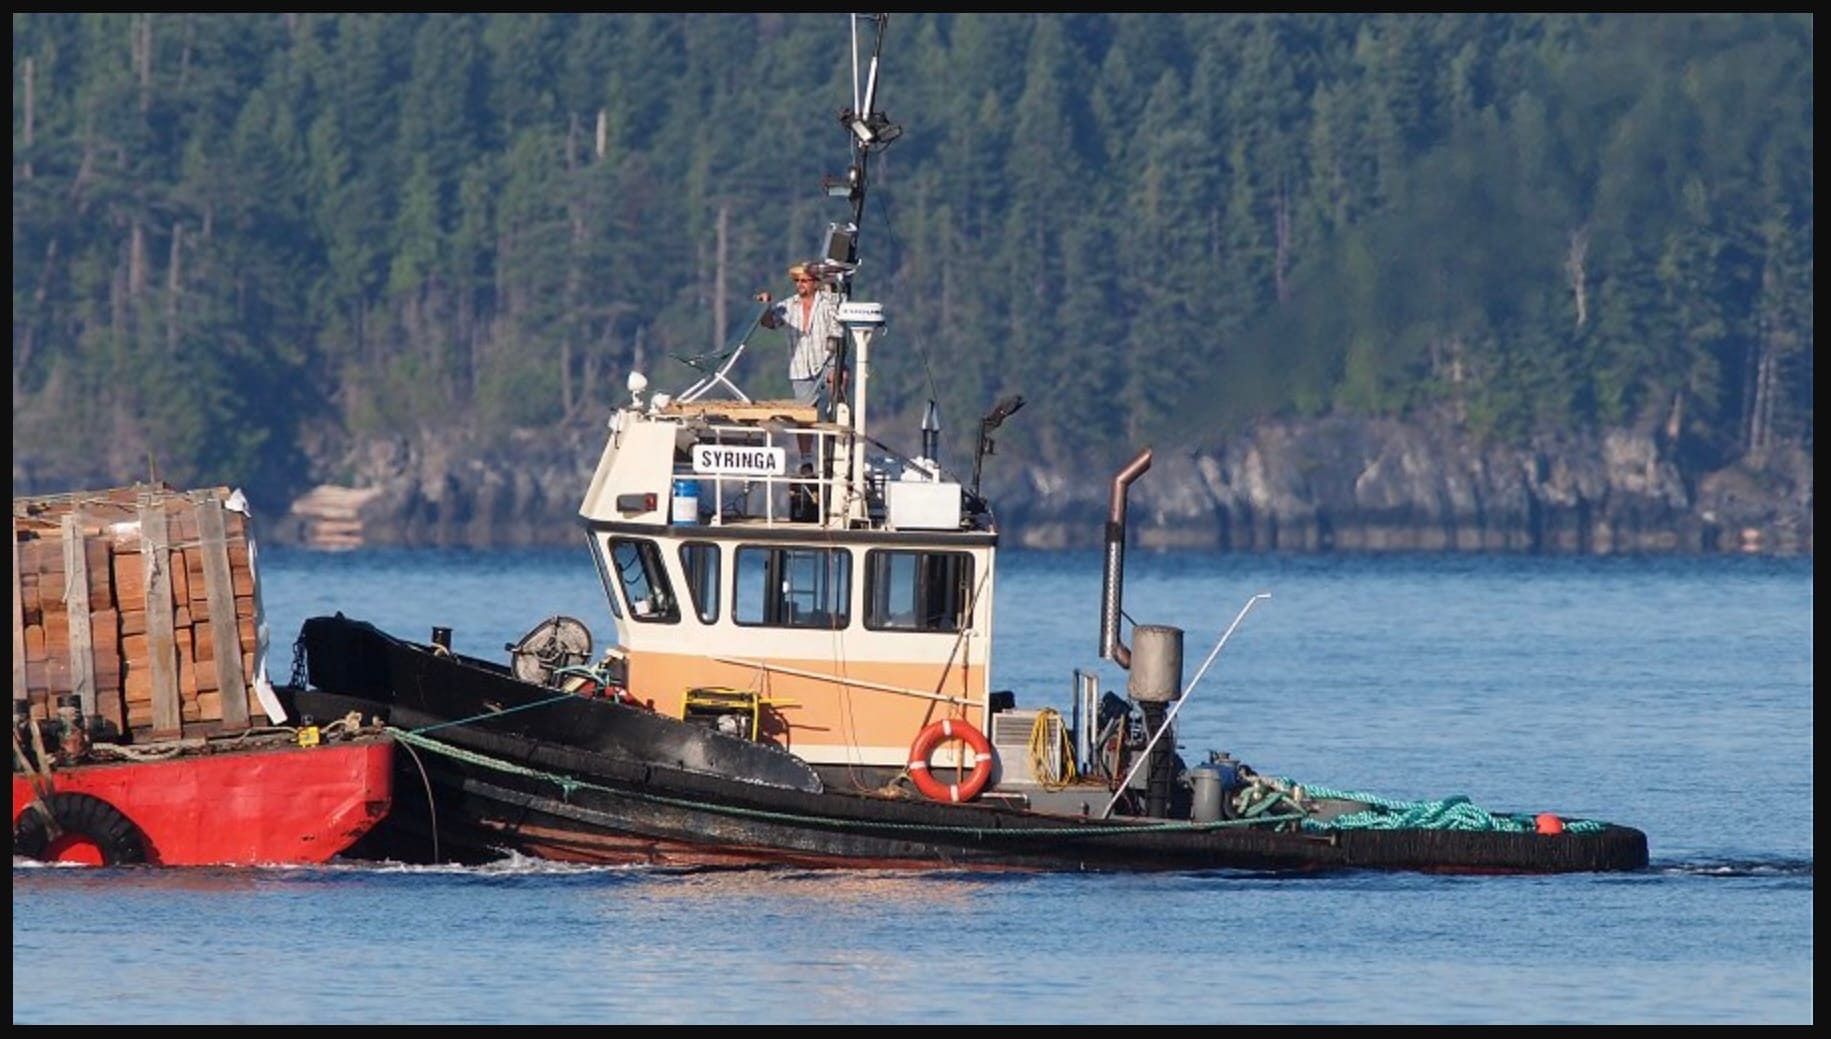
[907,718,994,803]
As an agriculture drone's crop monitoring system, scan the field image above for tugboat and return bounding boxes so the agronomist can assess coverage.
[287,14,1646,875]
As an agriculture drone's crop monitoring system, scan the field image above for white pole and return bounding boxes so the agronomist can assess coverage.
[1099,593,1271,820]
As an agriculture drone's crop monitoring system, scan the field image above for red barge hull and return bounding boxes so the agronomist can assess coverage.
[12,736,394,867]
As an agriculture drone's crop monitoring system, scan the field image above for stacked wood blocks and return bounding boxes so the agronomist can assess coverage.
[12,485,267,742]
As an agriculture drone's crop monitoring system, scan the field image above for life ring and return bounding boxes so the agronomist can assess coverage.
[907,719,994,803]
[13,792,149,866]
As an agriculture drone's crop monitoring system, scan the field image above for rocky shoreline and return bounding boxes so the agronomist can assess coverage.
[268,418,1812,556]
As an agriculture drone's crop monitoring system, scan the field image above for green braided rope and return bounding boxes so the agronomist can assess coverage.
[385,727,1302,838]
[399,690,579,737]
[1284,778,1607,834]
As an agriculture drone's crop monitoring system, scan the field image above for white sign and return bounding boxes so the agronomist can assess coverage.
[692,444,787,477]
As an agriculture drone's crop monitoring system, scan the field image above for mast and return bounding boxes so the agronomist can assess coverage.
[831,12,900,270]
[824,13,900,517]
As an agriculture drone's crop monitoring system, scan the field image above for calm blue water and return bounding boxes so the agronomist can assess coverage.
[14,548,1813,1024]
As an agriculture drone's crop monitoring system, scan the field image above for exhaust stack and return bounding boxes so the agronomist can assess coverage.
[1099,448,1153,668]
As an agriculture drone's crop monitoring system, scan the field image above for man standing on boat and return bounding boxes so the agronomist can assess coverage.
[756,261,843,469]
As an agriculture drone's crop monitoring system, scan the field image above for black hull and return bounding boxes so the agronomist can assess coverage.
[289,615,1649,875]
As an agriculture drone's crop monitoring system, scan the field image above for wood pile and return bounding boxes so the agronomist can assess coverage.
[285,484,381,550]
[12,484,270,742]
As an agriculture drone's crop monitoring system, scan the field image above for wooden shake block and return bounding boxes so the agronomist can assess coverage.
[113,552,147,606]
[90,608,119,648]
[18,570,41,623]
[187,553,210,607]
[90,607,122,721]
[105,518,144,550]
[168,551,191,607]
[43,606,69,655]
[18,537,54,576]
[192,620,217,662]
[42,656,70,693]
[168,508,197,547]
[84,538,112,602]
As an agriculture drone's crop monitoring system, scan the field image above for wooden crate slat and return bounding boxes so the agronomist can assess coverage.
[60,512,98,719]
[196,497,250,726]
[12,517,26,706]
[138,497,182,738]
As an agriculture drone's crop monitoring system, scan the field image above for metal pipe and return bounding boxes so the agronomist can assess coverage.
[1099,592,1271,819]
[1099,448,1153,668]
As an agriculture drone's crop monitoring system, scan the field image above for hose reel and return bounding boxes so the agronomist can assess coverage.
[506,616,593,687]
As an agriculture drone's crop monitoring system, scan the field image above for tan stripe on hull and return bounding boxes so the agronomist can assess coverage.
[627,650,987,767]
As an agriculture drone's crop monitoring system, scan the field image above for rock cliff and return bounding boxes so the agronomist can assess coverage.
[270,418,1812,556]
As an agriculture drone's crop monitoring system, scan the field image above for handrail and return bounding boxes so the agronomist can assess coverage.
[677,414,986,531]
[1098,592,1271,820]
[709,655,973,707]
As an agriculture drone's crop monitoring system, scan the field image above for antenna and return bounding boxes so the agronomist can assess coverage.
[970,395,1026,498]
[835,14,899,234]
[921,400,941,464]
[851,14,862,114]
[860,22,880,118]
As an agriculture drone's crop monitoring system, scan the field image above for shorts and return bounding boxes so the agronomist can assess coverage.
[791,374,829,412]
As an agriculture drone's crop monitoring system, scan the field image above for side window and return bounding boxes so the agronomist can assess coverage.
[679,542,720,623]
[610,537,680,624]
[589,534,622,619]
[734,546,851,629]
[864,550,972,632]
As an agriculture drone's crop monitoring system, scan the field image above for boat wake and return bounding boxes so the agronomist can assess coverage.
[1651,856,1813,880]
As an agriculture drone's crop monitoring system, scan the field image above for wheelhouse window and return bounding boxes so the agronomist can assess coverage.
[864,549,973,633]
[609,537,679,624]
[679,541,720,623]
[735,546,850,629]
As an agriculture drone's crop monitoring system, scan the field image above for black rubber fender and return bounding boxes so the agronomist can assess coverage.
[13,791,150,865]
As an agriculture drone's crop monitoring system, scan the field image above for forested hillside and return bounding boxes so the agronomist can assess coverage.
[11,13,1814,523]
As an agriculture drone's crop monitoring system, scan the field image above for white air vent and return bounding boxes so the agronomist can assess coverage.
[989,709,1065,788]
